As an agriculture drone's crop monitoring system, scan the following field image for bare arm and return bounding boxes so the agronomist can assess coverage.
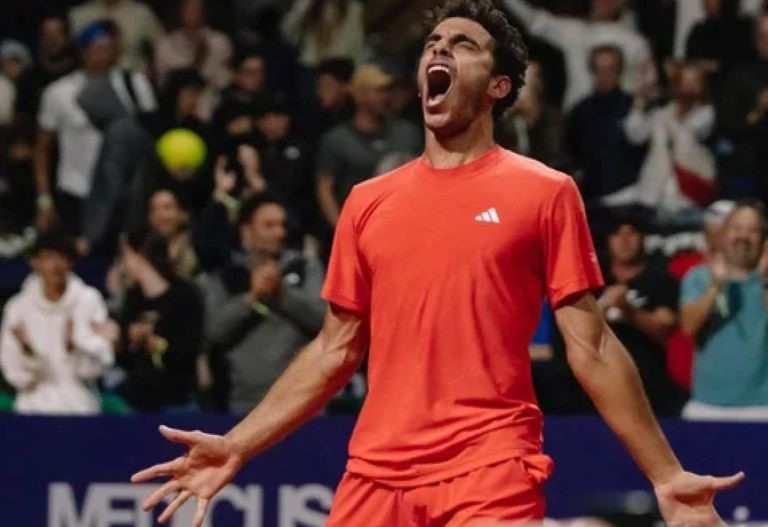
[679,283,721,337]
[317,172,341,228]
[33,129,54,198]
[556,292,682,486]
[225,305,367,458]
[132,304,368,526]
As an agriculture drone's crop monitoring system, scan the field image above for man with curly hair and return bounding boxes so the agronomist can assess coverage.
[132,2,743,526]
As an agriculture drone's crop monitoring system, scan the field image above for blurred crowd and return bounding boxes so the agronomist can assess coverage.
[0,0,767,419]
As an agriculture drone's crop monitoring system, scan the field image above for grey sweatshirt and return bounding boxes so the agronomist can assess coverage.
[200,250,326,413]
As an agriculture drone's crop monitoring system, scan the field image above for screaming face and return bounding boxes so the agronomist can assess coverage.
[419,17,511,138]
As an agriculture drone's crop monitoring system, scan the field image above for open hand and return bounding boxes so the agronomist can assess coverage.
[655,471,745,527]
[131,425,243,526]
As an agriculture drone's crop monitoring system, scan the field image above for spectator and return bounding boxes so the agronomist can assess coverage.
[316,64,421,228]
[598,216,686,415]
[116,229,203,412]
[496,60,567,170]
[680,201,768,420]
[718,13,768,204]
[567,45,644,201]
[253,93,316,242]
[200,194,325,413]
[192,144,267,271]
[14,14,78,120]
[68,0,164,71]
[147,188,198,279]
[0,40,33,125]
[504,0,657,110]
[311,58,355,136]
[281,0,366,68]
[211,49,270,145]
[0,230,116,414]
[33,21,156,237]
[155,0,233,121]
[601,63,716,224]
[673,0,763,59]
[686,0,756,80]
[0,120,36,241]
[156,69,209,136]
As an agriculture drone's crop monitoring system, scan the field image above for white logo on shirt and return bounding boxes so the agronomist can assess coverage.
[474,208,500,224]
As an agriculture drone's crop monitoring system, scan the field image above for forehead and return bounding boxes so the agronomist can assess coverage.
[252,203,286,222]
[430,17,494,48]
[728,207,762,227]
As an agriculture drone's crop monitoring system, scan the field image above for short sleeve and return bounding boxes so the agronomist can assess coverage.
[321,189,371,314]
[37,86,60,131]
[680,266,709,305]
[316,129,343,176]
[542,177,604,308]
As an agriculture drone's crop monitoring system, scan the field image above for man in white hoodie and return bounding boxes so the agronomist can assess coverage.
[0,230,116,414]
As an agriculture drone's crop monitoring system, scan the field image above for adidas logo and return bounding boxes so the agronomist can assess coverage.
[475,207,500,224]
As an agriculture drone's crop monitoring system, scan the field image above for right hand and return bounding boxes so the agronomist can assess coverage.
[131,425,243,527]
[708,252,728,286]
[128,322,153,351]
[214,155,237,196]
[249,260,281,302]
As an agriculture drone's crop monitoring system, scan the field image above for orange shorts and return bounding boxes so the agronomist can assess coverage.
[326,456,552,527]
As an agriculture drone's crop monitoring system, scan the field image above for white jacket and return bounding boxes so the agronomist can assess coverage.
[0,274,114,414]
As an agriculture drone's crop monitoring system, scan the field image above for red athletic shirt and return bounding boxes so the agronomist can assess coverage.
[322,146,603,486]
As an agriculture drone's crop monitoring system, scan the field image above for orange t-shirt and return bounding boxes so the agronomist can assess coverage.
[322,146,603,487]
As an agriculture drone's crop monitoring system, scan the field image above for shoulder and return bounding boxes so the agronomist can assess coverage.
[78,284,106,306]
[2,293,24,319]
[682,264,709,285]
[132,1,160,18]
[44,73,78,95]
[499,149,574,193]
[346,158,420,214]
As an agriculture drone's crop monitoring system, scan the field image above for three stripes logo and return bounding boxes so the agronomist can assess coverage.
[475,207,500,224]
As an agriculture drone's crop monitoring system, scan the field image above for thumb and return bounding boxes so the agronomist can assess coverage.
[709,472,745,492]
[159,425,200,446]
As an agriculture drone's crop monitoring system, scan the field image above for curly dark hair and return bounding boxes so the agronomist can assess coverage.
[424,0,529,116]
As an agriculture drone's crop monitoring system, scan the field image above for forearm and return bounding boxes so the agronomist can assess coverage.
[317,176,340,227]
[33,132,53,197]
[569,322,682,485]
[224,333,360,462]
[680,284,720,337]
[502,0,538,27]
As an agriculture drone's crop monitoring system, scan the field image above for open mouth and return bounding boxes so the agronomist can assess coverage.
[426,64,453,107]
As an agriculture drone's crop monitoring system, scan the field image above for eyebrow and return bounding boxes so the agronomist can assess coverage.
[425,32,482,49]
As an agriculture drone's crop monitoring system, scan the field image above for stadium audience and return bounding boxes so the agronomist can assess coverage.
[316,63,421,228]
[0,230,116,414]
[281,0,366,68]
[200,195,325,414]
[601,63,715,224]
[717,12,768,203]
[68,0,164,71]
[567,45,644,201]
[497,60,568,171]
[504,0,657,110]
[598,216,687,415]
[1,0,767,419]
[680,201,768,421]
[154,0,232,121]
[116,229,203,412]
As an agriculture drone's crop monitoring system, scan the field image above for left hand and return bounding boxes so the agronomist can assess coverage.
[655,470,745,527]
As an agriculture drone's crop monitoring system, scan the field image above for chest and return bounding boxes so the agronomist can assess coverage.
[358,186,543,282]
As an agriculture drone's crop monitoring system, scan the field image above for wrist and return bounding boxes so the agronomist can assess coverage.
[650,464,685,489]
[37,193,53,210]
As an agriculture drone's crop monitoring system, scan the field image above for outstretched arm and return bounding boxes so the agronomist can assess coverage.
[131,304,368,526]
[556,292,743,527]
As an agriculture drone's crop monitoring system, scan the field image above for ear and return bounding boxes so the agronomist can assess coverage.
[487,75,513,103]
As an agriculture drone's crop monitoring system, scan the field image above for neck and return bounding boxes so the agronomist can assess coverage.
[136,264,170,298]
[43,281,66,302]
[353,108,382,133]
[423,113,496,169]
[83,64,111,75]
[611,260,643,283]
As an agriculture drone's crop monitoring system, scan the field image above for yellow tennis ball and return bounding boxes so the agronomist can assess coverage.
[156,128,207,177]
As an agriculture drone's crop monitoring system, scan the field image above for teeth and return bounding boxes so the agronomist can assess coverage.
[428,65,451,74]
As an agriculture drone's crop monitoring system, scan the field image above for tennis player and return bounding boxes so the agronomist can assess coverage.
[132,1,743,525]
